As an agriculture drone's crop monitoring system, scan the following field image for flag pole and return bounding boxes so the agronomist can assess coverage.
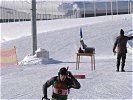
[80,27,83,48]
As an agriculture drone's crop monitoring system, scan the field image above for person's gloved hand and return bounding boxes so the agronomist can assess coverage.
[67,71,74,79]
[42,97,50,100]
[113,50,116,55]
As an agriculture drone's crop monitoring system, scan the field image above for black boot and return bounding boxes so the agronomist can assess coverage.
[121,70,125,72]
[121,65,125,72]
[121,67,125,72]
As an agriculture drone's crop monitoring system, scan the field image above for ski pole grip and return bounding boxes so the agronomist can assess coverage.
[67,66,69,70]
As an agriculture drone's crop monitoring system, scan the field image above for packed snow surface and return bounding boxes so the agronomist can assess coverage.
[0,14,133,99]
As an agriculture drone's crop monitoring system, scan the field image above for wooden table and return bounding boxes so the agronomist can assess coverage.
[76,53,95,70]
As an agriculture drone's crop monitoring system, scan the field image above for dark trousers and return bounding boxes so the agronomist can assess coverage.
[117,53,126,71]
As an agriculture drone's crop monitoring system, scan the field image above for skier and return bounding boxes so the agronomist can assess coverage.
[42,67,81,100]
[113,29,133,72]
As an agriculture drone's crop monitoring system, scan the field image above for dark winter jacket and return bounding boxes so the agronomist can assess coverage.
[113,35,133,54]
[43,76,80,100]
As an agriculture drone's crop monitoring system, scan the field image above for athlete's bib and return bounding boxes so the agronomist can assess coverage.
[53,87,68,95]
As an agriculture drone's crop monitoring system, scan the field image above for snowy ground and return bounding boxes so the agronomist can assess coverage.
[0,14,133,100]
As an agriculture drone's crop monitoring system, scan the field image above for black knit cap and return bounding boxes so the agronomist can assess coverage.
[59,67,68,75]
[120,29,124,35]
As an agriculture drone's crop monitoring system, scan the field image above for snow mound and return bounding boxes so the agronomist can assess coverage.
[19,55,63,65]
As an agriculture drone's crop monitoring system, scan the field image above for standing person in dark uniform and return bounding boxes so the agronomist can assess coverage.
[113,29,133,72]
[42,67,81,100]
